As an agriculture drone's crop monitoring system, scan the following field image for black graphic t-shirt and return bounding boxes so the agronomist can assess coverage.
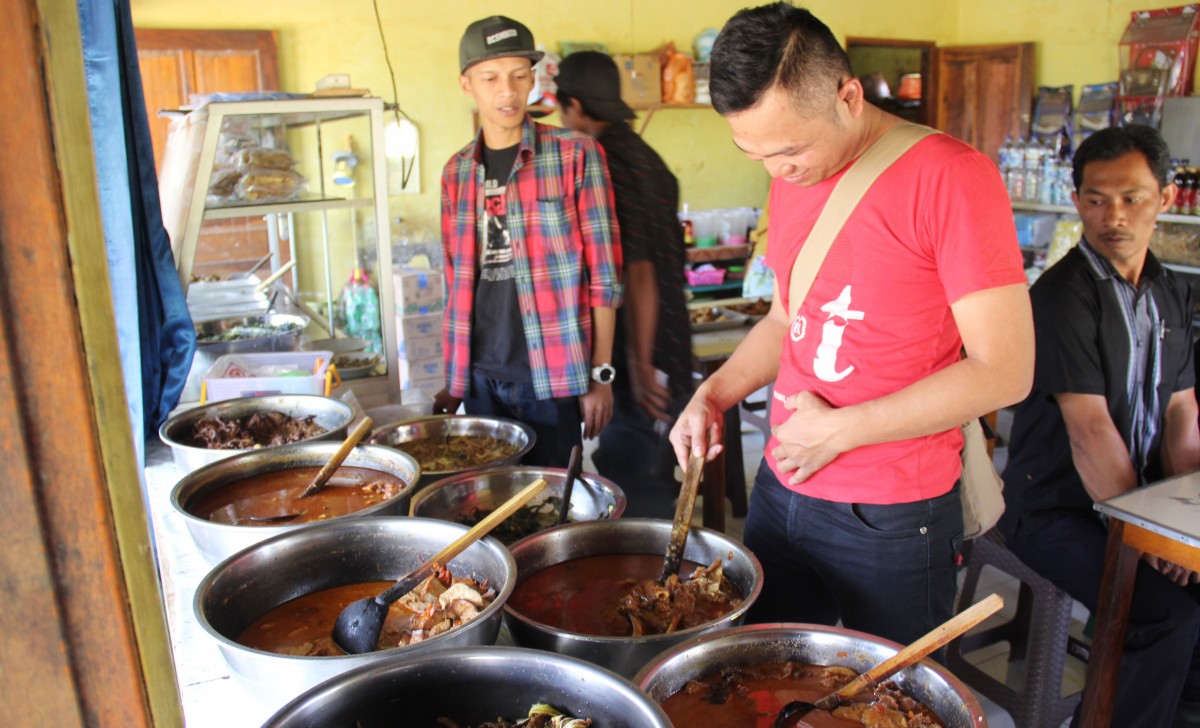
[471,143,530,381]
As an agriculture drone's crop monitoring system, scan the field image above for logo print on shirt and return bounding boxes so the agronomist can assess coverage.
[789,314,807,342]
[813,285,864,382]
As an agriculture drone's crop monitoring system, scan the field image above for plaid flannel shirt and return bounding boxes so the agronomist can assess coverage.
[440,117,623,400]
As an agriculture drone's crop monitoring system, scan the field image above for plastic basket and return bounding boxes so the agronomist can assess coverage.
[200,350,339,403]
[686,267,727,286]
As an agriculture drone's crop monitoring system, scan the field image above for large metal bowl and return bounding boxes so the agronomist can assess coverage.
[262,646,672,727]
[170,441,421,565]
[368,414,535,486]
[409,466,626,542]
[184,313,309,400]
[195,517,515,708]
[158,394,354,474]
[634,623,987,728]
[503,518,763,678]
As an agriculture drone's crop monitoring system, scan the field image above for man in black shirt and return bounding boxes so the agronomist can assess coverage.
[1000,125,1200,728]
[555,52,693,517]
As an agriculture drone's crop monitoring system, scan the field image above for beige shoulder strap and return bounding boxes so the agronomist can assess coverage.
[787,123,940,319]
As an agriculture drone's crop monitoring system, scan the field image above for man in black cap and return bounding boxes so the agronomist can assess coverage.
[556,51,692,517]
[435,18,624,468]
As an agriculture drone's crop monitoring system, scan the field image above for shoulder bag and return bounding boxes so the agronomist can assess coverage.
[785,122,1004,539]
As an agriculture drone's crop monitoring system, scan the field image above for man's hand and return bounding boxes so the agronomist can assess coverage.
[432,389,462,415]
[579,381,613,439]
[628,361,672,423]
[771,391,844,485]
[669,390,725,470]
[1144,554,1200,586]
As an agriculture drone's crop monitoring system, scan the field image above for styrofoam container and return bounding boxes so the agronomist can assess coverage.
[201,351,335,403]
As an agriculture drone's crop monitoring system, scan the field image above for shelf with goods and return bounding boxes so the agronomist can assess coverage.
[1011,202,1200,299]
[685,243,751,299]
[170,96,399,400]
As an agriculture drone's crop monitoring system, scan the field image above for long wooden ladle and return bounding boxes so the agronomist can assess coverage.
[332,477,550,654]
[659,454,705,583]
[299,416,373,498]
[771,592,1005,728]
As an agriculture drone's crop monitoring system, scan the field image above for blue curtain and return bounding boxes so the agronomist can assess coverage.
[77,0,195,463]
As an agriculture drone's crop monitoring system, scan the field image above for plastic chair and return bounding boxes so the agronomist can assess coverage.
[948,530,1084,728]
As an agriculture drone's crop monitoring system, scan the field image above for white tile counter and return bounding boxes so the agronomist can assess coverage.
[143,443,282,727]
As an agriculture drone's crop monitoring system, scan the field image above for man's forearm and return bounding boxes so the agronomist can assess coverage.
[1161,389,1200,477]
[591,306,616,365]
[624,261,659,371]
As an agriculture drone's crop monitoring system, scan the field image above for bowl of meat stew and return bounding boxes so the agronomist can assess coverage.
[367,414,535,487]
[170,440,420,564]
[159,394,354,474]
[502,518,763,678]
[195,517,515,710]
[634,623,986,728]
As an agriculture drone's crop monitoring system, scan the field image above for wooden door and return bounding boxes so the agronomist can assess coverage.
[134,29,280,171]
[931,43,1034,164]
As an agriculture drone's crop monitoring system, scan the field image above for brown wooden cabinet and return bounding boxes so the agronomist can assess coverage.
[134,29,280,171]
[931,43,1034,164]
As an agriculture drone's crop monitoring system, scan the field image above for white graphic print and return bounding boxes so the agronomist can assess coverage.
[813,285,864,382]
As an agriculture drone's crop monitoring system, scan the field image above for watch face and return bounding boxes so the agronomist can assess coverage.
[593,364,615,384]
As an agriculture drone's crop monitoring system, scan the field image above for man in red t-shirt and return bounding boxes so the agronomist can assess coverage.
[670,3,1034,647]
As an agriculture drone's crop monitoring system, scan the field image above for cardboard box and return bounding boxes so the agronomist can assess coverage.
[398,332,442,360]
[396,311,442,340]
[393,267,444,311]
[613,53,661,108]
[398,356,444,390]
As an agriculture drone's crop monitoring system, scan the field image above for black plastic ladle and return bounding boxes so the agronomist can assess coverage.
[770,593,1004,728]
[332,477,550,654]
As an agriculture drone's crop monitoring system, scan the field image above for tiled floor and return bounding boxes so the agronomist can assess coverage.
[649,400,1089,728]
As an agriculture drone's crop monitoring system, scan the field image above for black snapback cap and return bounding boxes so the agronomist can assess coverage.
[459,15,544,73]
[554,51,637,122]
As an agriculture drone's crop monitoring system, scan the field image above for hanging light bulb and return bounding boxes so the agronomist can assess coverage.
[385,116,418,160]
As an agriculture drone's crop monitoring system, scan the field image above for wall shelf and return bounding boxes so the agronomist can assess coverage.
[686,244,750,263]
[1012,201,1200,226]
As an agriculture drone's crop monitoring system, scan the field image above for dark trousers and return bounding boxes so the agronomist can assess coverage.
[592,385,688,520]
[743,460,963,656]
[1005,511,1200,728]
[463,371,582,468]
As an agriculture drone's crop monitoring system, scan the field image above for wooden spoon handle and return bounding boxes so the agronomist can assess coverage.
[300,416,373,497]
[377,478,549,605]
[254,259,296,293]
[659,454,705,582]
[827,593,1004,705]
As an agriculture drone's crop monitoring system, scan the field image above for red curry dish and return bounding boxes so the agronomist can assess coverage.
[236,565,495,655]
[662,662,945,728]
[508,553,742,637]
[186,465,406,526]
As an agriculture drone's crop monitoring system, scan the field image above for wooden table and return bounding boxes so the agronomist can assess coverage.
[1080,472,1200,727]
[691,326,754,532]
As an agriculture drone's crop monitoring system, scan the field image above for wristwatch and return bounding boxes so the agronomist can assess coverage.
[590,363,616,385]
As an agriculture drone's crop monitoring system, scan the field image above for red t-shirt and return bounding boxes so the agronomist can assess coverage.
[764,133,1025,504]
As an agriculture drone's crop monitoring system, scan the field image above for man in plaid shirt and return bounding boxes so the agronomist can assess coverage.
[432,15,624,467]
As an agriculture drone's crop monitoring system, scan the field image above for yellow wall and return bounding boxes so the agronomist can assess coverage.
[132,0,1175,291]
[131,0,960,242]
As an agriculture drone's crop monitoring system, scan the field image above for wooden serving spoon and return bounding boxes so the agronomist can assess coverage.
[299,416,373,498]
[770,592,1005,728]
[332,477,550,654]
[659,454,705,583]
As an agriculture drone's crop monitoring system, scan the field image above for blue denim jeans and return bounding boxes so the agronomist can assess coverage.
[464,371,581,468]
[592,385,690,519]
[743,459,963,654]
